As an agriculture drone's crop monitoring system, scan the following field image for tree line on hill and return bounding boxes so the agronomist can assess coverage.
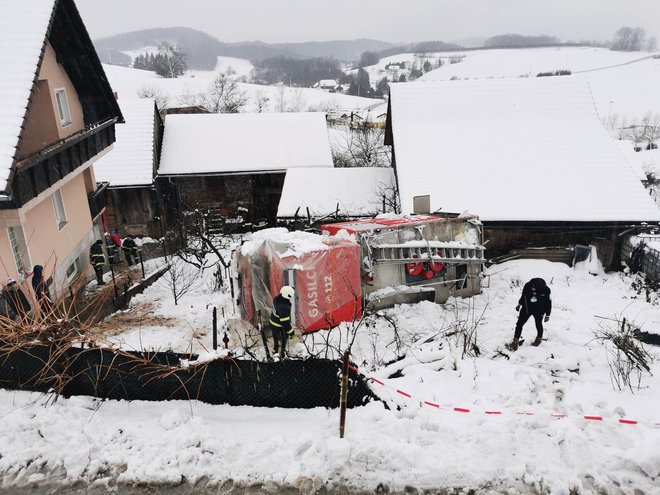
[132,43,187,78]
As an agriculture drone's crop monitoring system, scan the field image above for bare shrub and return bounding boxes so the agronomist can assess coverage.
[595,317,653,392]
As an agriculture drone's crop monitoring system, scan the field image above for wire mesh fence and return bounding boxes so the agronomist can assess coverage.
[0,343,376,409]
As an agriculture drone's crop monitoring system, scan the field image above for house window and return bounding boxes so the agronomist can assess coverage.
[7,226,31,280]
[54,88,72,127]
[52,190,68,229]
[66,259,78,282]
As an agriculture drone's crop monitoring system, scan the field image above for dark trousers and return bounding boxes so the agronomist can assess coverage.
[93,266,105,285]
[270,325,288,355]
[514,311,544,340]
[123,248,135,266]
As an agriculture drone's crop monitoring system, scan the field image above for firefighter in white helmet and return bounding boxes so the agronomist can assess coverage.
[269,285,295,358]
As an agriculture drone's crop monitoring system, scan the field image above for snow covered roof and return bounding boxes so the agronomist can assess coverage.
[95,98,157,187]
[277,167,395,218]
[0,0,56,191]
[388,77,660,222]
[158,113,334,176]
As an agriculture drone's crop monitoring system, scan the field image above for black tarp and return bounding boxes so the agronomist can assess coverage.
[0,344,375,409]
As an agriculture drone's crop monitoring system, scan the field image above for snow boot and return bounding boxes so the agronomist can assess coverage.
[507,339,519,351]
[531,337,542,347]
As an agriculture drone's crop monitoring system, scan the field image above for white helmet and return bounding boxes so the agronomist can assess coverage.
[280,285,295,300]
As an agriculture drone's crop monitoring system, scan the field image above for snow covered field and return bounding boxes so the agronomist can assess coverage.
[104,63,377,114]
[359,47,660,125]
[1,257,659,493]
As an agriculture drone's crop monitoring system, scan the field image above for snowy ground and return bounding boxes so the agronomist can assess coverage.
[0,256,659,492]
[104,63,378,114]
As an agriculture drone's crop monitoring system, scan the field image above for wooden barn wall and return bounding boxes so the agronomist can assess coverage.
[106,188,159,237]
[168,173,285,224]
[483,224,626,269]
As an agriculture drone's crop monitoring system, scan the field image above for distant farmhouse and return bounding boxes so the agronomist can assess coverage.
[386,77,660,267]
[0,0,122,293]
[312,79,339,92]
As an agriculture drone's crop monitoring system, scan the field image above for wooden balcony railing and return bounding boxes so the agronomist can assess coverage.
[6,119,116,208]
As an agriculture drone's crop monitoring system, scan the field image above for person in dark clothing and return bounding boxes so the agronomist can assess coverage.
[31,265,54,318]
[105,232,121,264]
[511,278,552,350]
[0,286,17,321]
[4,278,31,322]
[269,285,295,358]
[90,239,106,285]
[122,236,138,266]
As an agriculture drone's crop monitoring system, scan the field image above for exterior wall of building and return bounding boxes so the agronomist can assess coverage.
[483,224,624,269]
[39,42,85,139]
[17,41,85,159]
[0,168,97,297]
[17,80,60,157]
[163,173,286,229]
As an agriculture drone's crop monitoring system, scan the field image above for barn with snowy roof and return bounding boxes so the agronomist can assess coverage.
[157,112,334,230]
[94,97,164,236]
[385,77,660,267]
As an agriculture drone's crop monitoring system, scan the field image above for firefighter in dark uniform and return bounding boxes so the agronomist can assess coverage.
[89,239,106,285]
[122,236,138,266]
[511,277,552,350]
[269,285,295,358]
[105,232,120,265]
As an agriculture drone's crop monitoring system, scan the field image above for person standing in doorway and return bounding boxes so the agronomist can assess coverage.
[269,285,296,359]
[510,277,552,351]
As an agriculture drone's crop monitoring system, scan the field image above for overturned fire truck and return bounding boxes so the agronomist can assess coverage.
[232,214,485,333]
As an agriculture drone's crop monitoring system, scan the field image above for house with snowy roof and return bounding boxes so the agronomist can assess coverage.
[157,112,334,229]
[277,167,396,227]
[94,98,164,237]
[0,0,122,295]
[385,77,660,268]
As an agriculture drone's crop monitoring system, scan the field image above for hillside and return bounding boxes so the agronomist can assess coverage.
[95,28,398,68]
[94,27,224,69]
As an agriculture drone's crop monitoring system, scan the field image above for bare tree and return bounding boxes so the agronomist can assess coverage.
[289,88,307,112]
[254,91,271,113]
[611,27,646,51]
[198,74,248,114]
[137,84,170,110]
[331,120,391,168]
[159,256,200,306]
[619,112,660,147]
[647,37,658,52]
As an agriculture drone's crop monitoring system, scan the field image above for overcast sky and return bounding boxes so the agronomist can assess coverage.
[76,0,660,45]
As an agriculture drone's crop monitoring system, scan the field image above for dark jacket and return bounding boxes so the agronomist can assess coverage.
[5,285,31,317]
[269,294,292,332]
[90,240,105,267]
[31,265,52,302]
[122,237,137,253]
[518,278,552,316]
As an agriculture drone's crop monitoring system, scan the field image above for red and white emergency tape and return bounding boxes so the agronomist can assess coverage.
[347,364,660,428]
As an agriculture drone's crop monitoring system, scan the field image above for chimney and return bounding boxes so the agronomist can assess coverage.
[413,195,430,214]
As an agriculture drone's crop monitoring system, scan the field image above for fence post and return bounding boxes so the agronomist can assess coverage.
[339,349,350,438]
[213,307,218,350]
[222,308,229,349]
[139,251,145,279]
